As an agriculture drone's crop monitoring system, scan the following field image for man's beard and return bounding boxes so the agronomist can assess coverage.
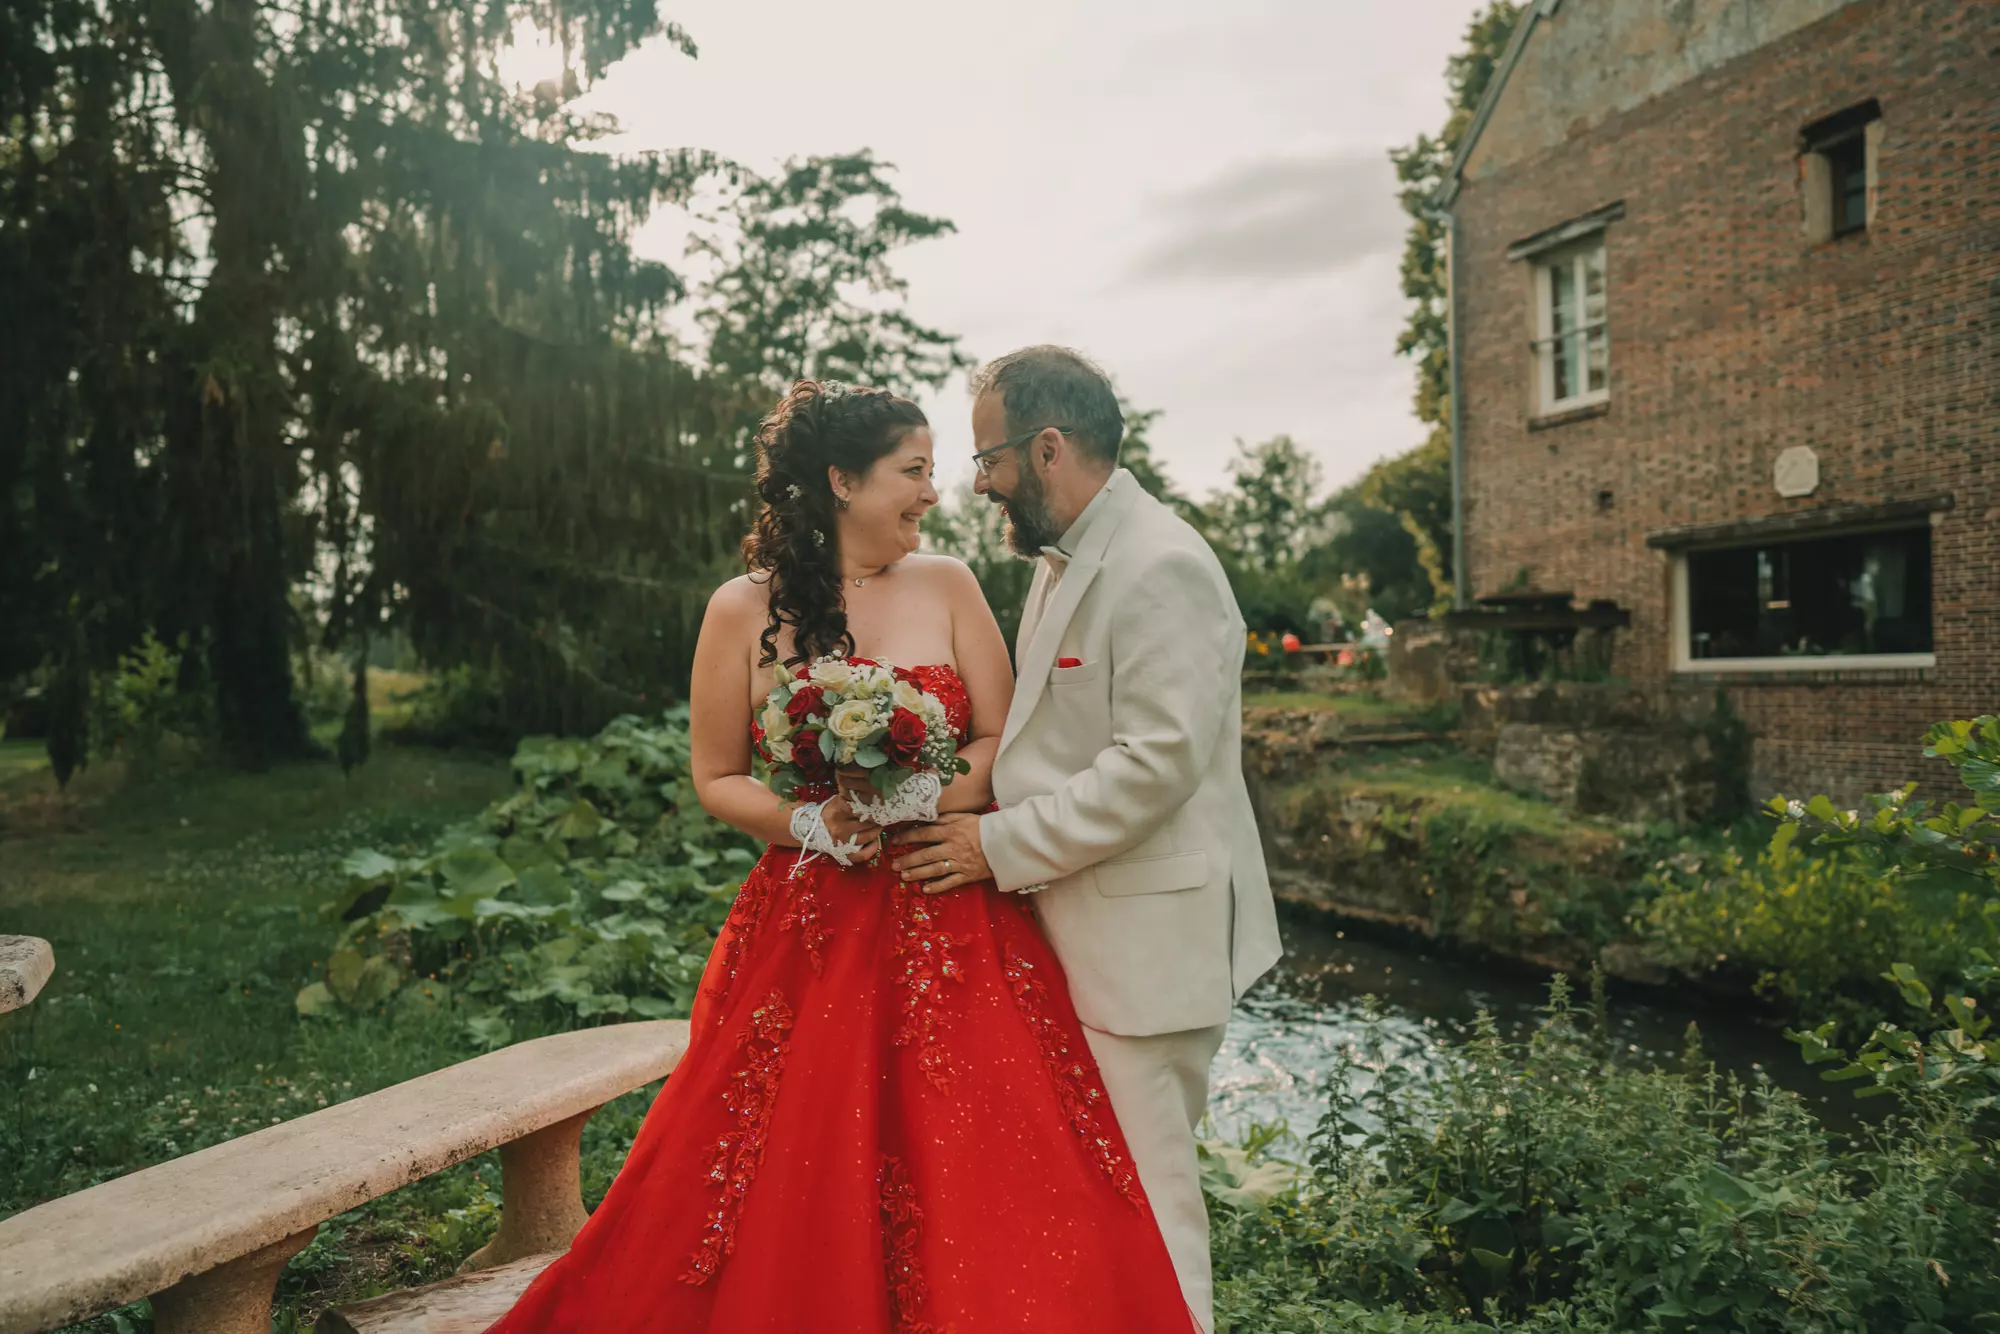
[992,464,1063,559]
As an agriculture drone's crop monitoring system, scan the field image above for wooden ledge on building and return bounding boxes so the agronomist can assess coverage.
[0,1020,689,1334]
[1645,493,1954,550]
[0,936,55,1015]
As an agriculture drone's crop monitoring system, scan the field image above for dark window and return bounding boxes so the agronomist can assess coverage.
[1802,100,1879,239]
[1687,526,1932,661]
[1827,134,1868,235]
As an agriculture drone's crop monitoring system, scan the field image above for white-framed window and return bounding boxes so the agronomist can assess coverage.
[1670,523,1936,673]
[1534,241,1607,414]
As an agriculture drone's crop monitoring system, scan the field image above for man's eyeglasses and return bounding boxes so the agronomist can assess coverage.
[972,426,1072,476]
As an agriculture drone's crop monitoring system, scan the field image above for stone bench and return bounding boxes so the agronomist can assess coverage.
[0,1020,689,1334]
[0,936,55,1015]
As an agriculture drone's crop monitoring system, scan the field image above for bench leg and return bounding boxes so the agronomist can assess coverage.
[150,1226,316,1334]
[458,1105,600,1274]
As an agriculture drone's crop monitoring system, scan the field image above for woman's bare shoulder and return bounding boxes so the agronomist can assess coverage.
[902,552,981,589]
[707,573,770,620]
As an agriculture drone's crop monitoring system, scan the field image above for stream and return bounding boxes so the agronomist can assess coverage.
[1209,906,1860,1148]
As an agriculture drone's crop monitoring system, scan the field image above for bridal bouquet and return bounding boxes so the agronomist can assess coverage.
[754,656,970,825]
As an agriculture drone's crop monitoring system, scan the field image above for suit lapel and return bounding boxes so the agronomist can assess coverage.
[998,479,1146,753]
[1015,560,1051,661]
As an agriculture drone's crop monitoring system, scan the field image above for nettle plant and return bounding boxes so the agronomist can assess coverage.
[299,709,758,1047]
[1785,717,2000,1113]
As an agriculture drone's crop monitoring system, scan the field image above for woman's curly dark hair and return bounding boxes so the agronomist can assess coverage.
[745,379,929,667]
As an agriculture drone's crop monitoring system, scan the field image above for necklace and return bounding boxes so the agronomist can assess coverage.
[849,563,892,587]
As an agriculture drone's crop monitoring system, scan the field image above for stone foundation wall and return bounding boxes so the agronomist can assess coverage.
[1459,682,1750,827]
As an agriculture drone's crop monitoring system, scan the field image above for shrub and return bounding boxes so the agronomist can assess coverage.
[1639,715,2000,1030]
[298,708,757,1046]
[386,664,517,752]
[95,631,210,774]
[1637,834,1992,1026]
[1209,978,2000,1332]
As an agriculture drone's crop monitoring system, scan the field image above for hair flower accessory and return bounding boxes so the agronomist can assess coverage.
[786,483,803,500]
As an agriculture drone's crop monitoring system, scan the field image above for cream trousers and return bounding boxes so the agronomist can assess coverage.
[1081,1021,1229,1333]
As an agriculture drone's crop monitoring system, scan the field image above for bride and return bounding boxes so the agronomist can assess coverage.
[481,379,1198,1330]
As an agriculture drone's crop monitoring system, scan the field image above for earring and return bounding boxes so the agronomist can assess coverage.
[834,496,850,511]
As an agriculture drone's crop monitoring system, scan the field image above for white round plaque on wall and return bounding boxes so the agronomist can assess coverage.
[1774,445,1820,498]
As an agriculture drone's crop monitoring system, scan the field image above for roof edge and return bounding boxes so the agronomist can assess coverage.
[1434,0,1559,210]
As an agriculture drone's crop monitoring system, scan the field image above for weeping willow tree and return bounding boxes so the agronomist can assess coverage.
[3,1,963,764]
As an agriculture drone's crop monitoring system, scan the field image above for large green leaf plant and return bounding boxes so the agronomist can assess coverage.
[298,707,758,1047]
[1787,716,2000,1113]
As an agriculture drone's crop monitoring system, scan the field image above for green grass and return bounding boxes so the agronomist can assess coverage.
[0,743,657,1329]
[1332,750,1594,842]
[0,738,47,786]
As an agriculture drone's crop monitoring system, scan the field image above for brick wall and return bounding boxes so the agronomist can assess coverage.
[1453,0,1999,805]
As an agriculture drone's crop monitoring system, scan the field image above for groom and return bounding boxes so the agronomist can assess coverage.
[893,345,1284,1331]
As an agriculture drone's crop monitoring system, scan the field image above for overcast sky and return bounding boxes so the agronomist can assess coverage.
[527,0,1488,499]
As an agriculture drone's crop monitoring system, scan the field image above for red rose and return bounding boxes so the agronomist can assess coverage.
[791,727,831,781]
[785,684,826,726]
[883,707,928,766]
[848,656,879,668]
[891,665,919,685]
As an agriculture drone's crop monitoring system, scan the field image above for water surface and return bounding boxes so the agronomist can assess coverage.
[1211,908,1858,1146]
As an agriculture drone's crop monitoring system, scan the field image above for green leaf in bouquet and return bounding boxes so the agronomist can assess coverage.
[818,730,837,761]
[855,745,886,769]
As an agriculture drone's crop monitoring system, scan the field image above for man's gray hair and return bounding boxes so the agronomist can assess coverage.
[969,345,1124,467]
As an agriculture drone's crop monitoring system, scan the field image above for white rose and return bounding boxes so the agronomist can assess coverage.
[761,698,794,741]
[826,698,881,742]
[892,681,927,714]
[808,659,855,692]
[766,737,793,764]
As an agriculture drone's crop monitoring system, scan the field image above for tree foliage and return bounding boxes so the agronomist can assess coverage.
[2,2,961,762]
[1369,1,1524,605]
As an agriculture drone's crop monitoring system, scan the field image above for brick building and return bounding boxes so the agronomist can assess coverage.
[1436,0,1998,803]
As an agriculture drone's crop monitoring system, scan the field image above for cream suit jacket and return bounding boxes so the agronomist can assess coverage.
[978,472,1284,1037]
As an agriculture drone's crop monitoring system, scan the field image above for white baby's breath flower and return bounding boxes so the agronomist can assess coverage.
[826,698,881,742]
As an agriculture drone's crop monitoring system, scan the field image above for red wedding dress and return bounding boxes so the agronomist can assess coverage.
[483,665,1199,1332]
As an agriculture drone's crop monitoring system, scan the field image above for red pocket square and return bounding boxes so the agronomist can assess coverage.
[1057,656,1084,669]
